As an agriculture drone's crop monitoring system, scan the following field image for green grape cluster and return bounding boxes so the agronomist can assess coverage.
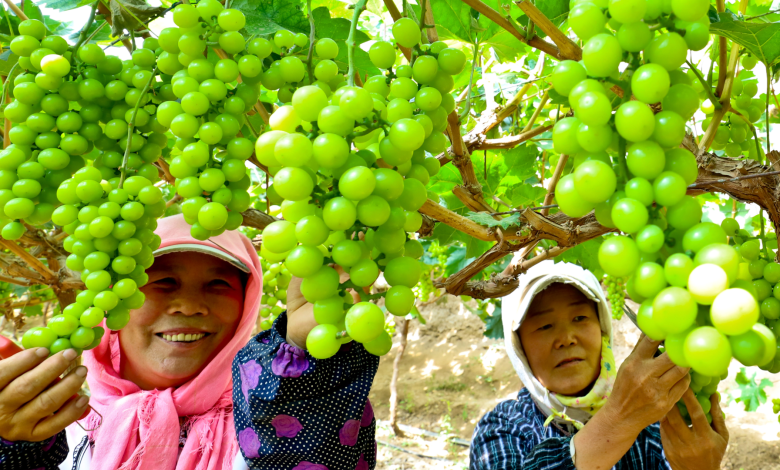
[1,20,165,353]
[259,257,289,330]
[677,370,724,426]
[158,0,258,240]
[553,1,780,378]
[772,398,780,423]
[616,216,779,379]
[604,275,625,320]
[259,17,462,360]
[704,68,763,160]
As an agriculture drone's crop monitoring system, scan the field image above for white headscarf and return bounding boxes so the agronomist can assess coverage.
[501,260,613,432]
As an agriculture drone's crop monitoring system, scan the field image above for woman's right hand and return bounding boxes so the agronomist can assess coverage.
[0,347,90,442]
[602,334,691,436]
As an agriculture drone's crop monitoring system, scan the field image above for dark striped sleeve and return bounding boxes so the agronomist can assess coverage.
[637,423,673,470]
[469,393,575,470]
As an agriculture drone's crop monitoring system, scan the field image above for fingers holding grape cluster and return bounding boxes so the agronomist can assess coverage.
[259,20,459,359]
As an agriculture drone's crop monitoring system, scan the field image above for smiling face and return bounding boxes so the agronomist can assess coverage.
[518,283,603,396]
[118,251,245,391]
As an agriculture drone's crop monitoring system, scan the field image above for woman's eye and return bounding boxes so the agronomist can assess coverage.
[209,279,233,288]
[574,315,588,322]
[537,324,552,331]
[152,277,176,286]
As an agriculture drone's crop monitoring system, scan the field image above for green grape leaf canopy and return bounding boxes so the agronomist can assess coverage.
[710,9,780,65]
[234,0,311,35]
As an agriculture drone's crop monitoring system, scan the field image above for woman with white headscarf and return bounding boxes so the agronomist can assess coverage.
[469,261,729,470]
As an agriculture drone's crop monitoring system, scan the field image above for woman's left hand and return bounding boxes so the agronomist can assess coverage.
[660,388,728,470]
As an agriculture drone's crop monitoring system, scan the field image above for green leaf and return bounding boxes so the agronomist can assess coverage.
[37,0,90,11]
[509,184,546,207]
[733,367,772,412]
[465,211,521,229]
[311,7,379,77]
[710,9,780,65]
[431,0,475,42]
[517,0,570,34]
[235,0,310,36]
[23,304,43,317]
[482,304,503,339]
[475,145,540,202]
[481,29,528,61]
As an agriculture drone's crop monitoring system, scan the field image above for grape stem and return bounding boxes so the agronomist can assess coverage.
[72,1,99,63]
[0,62,18,112]
[119,66,159,189]
[686,60,722,110]
[458,38,481,123]
[346,0,369,87]
[305,0,316,85]
[1,0,27,21]
[766,63,771,154]
[617,136,628,184]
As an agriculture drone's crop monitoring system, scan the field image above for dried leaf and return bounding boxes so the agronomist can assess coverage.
[109,0,166,37]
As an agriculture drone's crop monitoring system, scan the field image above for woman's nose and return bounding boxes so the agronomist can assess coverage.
[167,291,209,316]
[554,327,578,348]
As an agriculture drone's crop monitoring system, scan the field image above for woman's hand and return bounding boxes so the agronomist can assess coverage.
[601,335,691,436]
[0,347,90,442]
[660,388,728,470]
[572,335,691,470]
[286,266,362,349]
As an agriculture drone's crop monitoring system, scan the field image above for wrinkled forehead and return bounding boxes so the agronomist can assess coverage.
[525,283,596,319]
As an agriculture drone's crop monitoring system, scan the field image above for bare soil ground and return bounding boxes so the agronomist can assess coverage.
[368,295,780,469]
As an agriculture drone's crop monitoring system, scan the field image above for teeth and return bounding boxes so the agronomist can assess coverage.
[161,333,205,342]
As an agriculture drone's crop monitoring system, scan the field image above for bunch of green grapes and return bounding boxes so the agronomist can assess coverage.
[0,20,84,240]
[259,258,289,330]
[619,216,778,380]
[554,0,780,379]
[155,0,259,240]
[259,18,462,359]
[677,370,724,425]
[604,275,625,320]
[703,67,762,160]
[1,20,167,353]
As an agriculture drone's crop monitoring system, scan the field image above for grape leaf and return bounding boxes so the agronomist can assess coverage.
[482,305,504,339]
[516,0,570,35]
[476,146,540,202]
[710,9,780,65]
[36,0,91,11]
[311,7,379,77]
[235,0,310,36]
[509,184,546,208]
[23,304,43,317]
[732,367,772,412]
[465,211,522,229]
[431,0,476,43]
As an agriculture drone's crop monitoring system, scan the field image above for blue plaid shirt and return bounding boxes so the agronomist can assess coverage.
[470,388,672,470]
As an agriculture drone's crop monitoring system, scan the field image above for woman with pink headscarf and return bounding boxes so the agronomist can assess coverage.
[0,214,380,469]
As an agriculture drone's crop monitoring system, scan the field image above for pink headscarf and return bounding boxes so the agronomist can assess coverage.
[81,214,263,470]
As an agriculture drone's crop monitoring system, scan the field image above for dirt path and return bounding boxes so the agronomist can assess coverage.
[369,295,780,469]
